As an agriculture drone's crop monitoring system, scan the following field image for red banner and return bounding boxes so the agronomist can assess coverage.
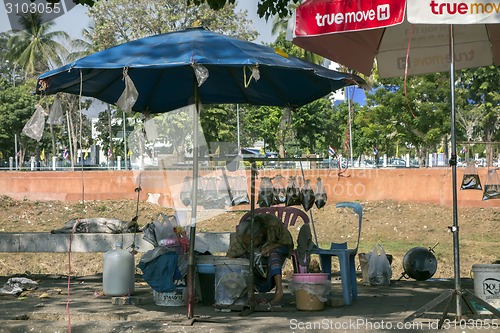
[295,0,406,36]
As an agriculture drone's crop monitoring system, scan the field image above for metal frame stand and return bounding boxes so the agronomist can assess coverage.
[404,26,500,327]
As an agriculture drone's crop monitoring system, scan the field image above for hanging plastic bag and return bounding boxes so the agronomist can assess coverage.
[180,176,192,207]
[258,177,274,207]
[231,176,250,206]
[367,244,392,286]
[286,176,301,207]
[300,179,315,211]
[46,96,64,125]
[195,177,206,207]
[22,105,46,142]
[217,174,232,208]
[314,177,327,209]
[116,73,138,111]
[272,175,287,205]
[482,168,500,200]
[460,162,482,190]
[203,177,219,209]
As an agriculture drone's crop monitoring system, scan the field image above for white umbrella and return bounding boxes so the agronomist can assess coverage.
[292,0,500,324]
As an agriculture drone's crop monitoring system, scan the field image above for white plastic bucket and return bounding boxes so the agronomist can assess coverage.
[472,264,500,312]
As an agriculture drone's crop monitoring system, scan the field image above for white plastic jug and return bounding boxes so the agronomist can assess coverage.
[103,242,135,296]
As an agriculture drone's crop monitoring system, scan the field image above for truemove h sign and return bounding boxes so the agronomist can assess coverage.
[407,0,500,24]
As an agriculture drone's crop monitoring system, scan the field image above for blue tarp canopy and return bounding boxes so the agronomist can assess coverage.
[37,27,365,114]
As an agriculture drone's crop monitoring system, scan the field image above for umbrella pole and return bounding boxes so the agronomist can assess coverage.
[249,161,256,308]
[448,24,463,318]
[187,94,200,319]
[404,25,500,325]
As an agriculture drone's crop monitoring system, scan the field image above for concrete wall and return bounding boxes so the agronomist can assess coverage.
[0,168,497,208]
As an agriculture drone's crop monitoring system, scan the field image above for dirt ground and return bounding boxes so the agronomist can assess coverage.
[0,195,498,280]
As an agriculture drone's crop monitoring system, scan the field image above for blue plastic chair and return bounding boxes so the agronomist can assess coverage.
[311,201,363,305]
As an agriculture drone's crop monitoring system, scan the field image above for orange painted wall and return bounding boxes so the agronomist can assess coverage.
[0,168,497,208]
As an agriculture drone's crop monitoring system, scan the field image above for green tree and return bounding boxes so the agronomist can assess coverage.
[69,0,298,20]
[455,66,500,165]
[0,79,41,165]
[292,98,334,154]
[6,12,69,77]
[200,104,237,148]
[363,72,451,165]
[271,10,323,64]
[88,0,258,50]
[241,105,282,152]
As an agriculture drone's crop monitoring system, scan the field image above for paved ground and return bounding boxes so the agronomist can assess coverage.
[0,275,498,333]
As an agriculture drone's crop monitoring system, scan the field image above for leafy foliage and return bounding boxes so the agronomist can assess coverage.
[364,73,451,158]
[87,0,258,50]
[68,0,298,20]
[6,13,69,76]
[0,79,41,160]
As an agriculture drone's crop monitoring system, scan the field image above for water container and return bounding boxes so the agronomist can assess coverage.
[103,242,135,296]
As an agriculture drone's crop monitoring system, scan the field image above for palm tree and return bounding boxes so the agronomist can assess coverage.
[271,3,323,65]
[6,12,69,77]
[67,27,95,62]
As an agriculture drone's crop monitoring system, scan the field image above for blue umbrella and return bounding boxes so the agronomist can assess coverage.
[37,27,365,113]
[37,27,366,317]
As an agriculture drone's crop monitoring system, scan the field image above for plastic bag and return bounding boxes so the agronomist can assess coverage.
[22,105,46,142]
[300,179,315,211]
[217,174,232,207]
[460,162,482,190]
[314,177,327,209]
[482,168,500,200]
[47,96,64,125]
[180,176,192,207]
[231,176,250,206]
[367,244,392,286]
[155,213,179,242]
[202,177,220,209]
[116,74,138,111]
[272,175,287,205]
[0,277,38,295]
[286,176,301,206]
[143,213,180,251]
[258,177,274,208]
[288,280,331,302]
